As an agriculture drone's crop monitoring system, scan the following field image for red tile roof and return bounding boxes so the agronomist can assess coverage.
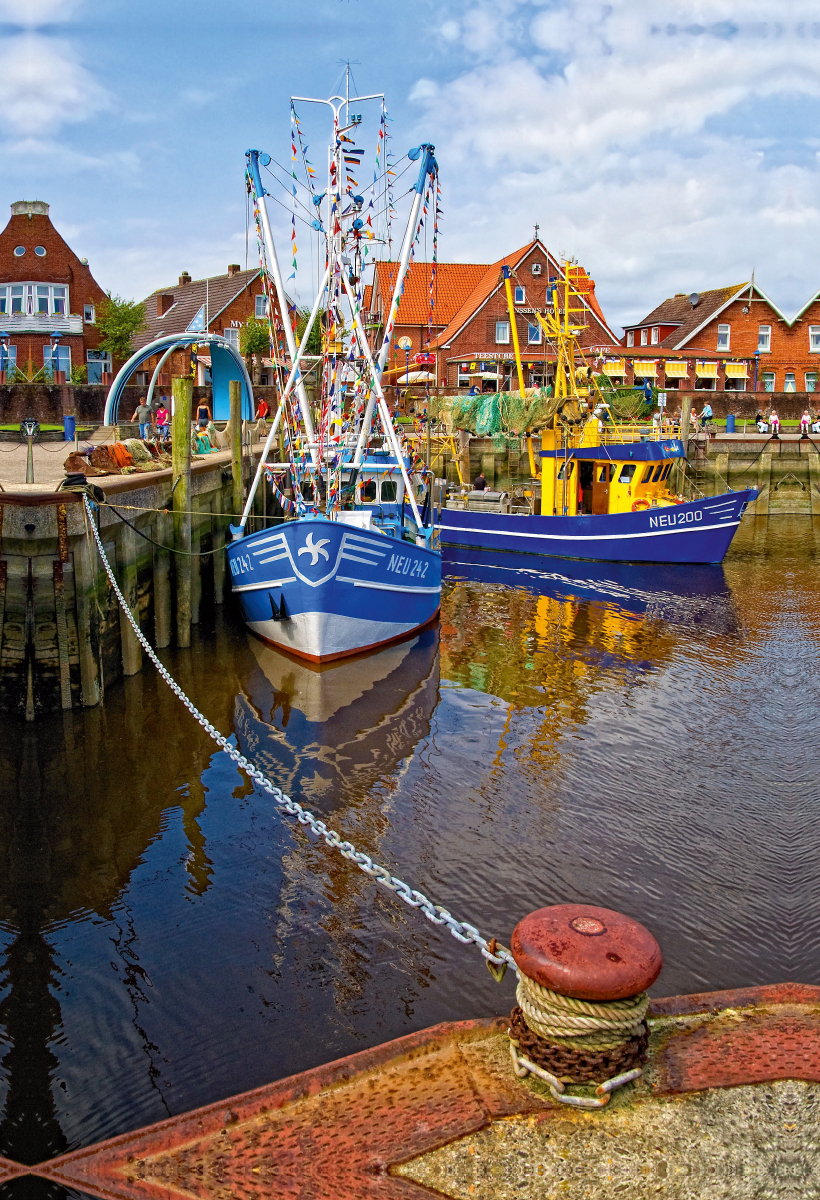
[370,260,489,329]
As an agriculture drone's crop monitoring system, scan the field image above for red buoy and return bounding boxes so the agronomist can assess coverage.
[510,904,662,1001]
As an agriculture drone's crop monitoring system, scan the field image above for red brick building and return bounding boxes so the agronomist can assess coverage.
[364,260,489,377]
[0,200,110,383]
[428,239,620,390]
[134,266,285,386]
[617,283,820,395]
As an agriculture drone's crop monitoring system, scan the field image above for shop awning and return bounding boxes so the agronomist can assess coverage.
[632,360,657,377]
[725,362,748,378]
[664,361,688,378]
[602,360,626,376]
[695,361,718,378]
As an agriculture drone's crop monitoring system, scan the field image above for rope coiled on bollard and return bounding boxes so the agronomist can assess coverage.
[516,975,648,1049]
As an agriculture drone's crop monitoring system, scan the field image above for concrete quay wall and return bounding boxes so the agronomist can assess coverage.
[0,448,268,718]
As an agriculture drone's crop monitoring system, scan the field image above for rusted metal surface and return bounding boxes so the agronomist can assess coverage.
[649,979,820,1017]
[34,1017,547,1200]
[510,905,662,1000]
[56,501,69,561]
[16,982,820,1200]
[0,1156,28,1181]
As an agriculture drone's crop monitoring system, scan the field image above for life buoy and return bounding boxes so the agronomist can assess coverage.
[632,499,650,511]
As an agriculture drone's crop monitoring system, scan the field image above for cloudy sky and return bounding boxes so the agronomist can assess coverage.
[1,0,816,330]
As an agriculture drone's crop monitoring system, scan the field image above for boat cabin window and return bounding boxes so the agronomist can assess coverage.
[598,464,614,482]
[660,463,673,480]
[641,465,655,483]
[362,479,377,501]
[380,480,397,502]
[617,464,636,484]
[557,461,574,480]
[651,464,664,482]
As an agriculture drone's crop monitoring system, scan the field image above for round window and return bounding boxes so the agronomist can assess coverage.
[34,245,46,257]
[13,246,25,257]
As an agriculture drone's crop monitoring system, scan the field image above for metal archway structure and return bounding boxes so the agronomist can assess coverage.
[104,333,256,426]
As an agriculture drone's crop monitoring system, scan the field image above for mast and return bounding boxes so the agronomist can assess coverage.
[352,143,437,465]
[246,149,317,456]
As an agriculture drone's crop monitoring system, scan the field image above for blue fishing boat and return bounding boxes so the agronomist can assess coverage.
[227,82,441,662]
[440,440,756,565]
[438,263,755,565]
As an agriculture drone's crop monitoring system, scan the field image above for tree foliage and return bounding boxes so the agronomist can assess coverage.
[97,293,147,360]
[239,316,270,358]
[294,306,323,356]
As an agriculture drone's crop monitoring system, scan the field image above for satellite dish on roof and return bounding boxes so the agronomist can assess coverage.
[688,292,700,307]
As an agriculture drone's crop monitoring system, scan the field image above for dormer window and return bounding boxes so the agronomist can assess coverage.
[650,326,659,345]
[640,329,648,346]
[626,330,634,347]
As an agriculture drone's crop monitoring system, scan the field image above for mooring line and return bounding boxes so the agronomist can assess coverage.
[81,493,514,976]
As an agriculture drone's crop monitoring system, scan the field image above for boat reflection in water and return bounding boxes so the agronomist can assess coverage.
[440,547,741,715]
[443,547,740,633]
[234,629,440,809]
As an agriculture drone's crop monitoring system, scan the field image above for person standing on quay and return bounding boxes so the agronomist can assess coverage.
[131,398,153,439]
[473,471,487,491]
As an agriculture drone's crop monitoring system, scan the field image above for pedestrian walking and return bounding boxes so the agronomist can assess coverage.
[131,398,153,439]
[155,404,170,438]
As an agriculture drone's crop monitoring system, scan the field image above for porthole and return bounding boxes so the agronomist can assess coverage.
[13,246,25,257]
[34,245,46,257]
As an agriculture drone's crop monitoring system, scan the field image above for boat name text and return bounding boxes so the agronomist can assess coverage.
[388,553,429,578]
[649,510,704,529]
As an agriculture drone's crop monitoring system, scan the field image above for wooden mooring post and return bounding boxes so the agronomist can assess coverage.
[172,375,193,648]
[229,379,243,521]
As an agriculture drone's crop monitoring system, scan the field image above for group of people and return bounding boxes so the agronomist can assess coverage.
[131,396,173,440]
[754,408,820,436]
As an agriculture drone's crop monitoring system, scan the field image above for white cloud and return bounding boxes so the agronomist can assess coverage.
[412,0,820,323]
[0,33,110,137]
[0,0,79,25]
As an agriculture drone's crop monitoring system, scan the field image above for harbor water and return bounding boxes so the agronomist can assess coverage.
[0,513,817,1169]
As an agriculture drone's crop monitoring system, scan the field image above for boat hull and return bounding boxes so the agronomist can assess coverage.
[438,489,757,564]
[227,517,441,662]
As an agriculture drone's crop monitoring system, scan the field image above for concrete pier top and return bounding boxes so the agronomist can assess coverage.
[21,981,820,1199]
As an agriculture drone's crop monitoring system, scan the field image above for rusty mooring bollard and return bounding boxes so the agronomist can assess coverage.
[507,904,662,1108]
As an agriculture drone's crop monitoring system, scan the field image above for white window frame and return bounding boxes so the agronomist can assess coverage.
[255,294,268,319]
[809,325,820,352]
[513,285,525,304]
[223,327,240,350]
[806,371,817,393]
[527,322,541,344]
[1,282,69,316]
[626,330,634,348]
[86,348,112,384]
[83,304,95,323]
[784,371,796,392]
[495,321,510,345]
[758,324,771,352]
[640,328,648,346]
[457,373,471,387]
[650,326,659,345]
[762,371,775,392]
[716,323,730,351]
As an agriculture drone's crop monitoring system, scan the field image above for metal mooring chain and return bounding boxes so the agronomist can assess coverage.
[83,495,514,974]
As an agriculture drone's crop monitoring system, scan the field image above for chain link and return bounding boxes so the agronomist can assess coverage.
[82,495,515,974]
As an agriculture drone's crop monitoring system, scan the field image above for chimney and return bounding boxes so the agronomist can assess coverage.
[228,263,241,277]
[179,271,191,286]
[157,293,175,317]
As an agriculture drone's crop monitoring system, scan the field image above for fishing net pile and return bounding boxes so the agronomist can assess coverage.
[451,390,588,450]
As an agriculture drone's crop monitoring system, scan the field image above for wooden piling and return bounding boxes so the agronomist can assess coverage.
[117,520,142,676]
[73,522,102,706]
[229,379,243,520]
[153,509,173,648]
[172,375,193,648]
[680,395,692,445]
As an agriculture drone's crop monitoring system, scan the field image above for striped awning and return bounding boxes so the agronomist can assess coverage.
[664,361,689,378]
[725,362,748,378]
[632,360,657,377]
[695,361,718,378]
[602,359,626,376]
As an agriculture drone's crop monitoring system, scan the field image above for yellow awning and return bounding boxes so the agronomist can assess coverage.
[664,361,689,378]
[695,361,718,378]
[632,360,657,377]
[603,360,626,376]
[725,362,748,378]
